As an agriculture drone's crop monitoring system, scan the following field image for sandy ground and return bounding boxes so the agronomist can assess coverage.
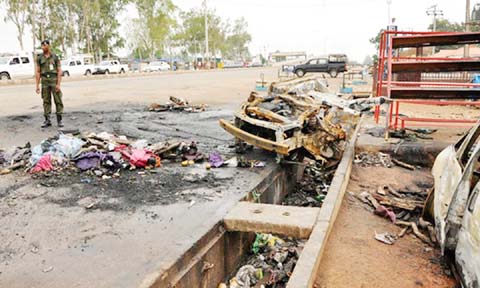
[315,165,456,288]
[0,68,279,118]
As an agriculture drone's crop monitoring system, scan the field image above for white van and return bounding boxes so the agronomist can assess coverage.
[61,55,95,77]
[0,54,35,81]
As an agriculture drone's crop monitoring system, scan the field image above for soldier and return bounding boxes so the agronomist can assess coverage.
[35,40,64,128]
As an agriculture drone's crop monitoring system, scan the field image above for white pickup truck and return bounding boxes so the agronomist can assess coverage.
[61,55,95,77]
[93,60,128,75]
[0,54,34,81]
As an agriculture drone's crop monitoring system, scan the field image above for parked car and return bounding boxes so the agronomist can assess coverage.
[93,60,128,75]
[0,54,34,81]
[61,55,94,77]
[293,54,347,78]
[223,60,244,69]
[143,61,170,72]
[428,121,480,287]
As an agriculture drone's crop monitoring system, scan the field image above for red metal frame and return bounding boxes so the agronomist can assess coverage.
[373,30,480,129]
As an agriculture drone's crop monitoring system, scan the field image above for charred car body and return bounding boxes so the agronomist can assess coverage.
[426,122,480,287]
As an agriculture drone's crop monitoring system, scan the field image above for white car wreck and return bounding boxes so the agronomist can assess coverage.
[427,121,480,287]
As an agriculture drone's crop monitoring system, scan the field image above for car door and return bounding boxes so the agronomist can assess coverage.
[75,60,83,75]
[317,58,328,72]
[20,56,34,78]
[68,61,77,75]
[8,57,21,78]
[305,59,317,72]
[112,61,119,73]
[456,179,480,287]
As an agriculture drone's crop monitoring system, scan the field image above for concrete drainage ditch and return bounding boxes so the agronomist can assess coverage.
[147,124,359,288]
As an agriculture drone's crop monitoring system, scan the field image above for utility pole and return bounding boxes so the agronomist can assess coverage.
[203,0,209,69]
[465,0,471,57]
[426,5,443,55]
[426,5,443,32]
[387,0,392,25]
[32,1,37,74]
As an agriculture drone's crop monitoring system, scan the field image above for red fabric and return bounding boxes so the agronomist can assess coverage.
[31,154,54,173]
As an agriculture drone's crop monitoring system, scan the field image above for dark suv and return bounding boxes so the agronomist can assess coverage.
[293,54,347,78]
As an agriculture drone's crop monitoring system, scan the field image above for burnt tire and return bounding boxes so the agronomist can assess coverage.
[329,69,338,78]
[85,70,92,76]
[295,69,305,77]
[120,68,125,74]
[104,70,110,75]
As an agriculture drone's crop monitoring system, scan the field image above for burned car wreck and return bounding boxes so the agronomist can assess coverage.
[425,121,480,287]
[219,76,385,164]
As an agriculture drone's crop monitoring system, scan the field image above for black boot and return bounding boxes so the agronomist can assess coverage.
[56,114,64,128]
[41,116,52,128]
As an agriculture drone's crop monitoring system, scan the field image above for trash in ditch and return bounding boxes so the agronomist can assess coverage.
[283,160,333,207]
[374,231,397,245]
[225,233,305,288]
[148,96,207,113]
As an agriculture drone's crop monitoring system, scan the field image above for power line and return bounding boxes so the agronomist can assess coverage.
[426,4,444,32]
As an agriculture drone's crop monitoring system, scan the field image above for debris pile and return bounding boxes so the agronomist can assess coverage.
[0,143,31,175]
[354,152,394,168]
[357,184,436,246]
[222,233,305,288]
[0,132,229,178]
[283,161,334,207]
[148,96,207,113]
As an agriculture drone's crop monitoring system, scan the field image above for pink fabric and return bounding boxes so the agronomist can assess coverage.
[119,148,153,168]
[374,205,397,223]
[31,154,54,173]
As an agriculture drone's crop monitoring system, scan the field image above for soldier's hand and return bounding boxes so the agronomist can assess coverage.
[36,86,40,94]
[55,84,61,92]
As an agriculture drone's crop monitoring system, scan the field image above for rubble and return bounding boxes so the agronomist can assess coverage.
[148,96,207,113]
[224,233,304,288]
[357,179,434,245]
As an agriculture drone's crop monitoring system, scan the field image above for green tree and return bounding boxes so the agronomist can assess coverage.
[224,17,251,61]
[133,0,176,60]
[428,19,464,32]
[176,8,227,59]
[2,0,30,50]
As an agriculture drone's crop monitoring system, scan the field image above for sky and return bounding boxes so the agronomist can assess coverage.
[0,0,475,62]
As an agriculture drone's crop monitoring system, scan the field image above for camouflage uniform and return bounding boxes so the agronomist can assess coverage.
[37,53,63,119]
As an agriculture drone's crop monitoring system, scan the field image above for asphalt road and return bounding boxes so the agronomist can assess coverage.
[0,68,278,117]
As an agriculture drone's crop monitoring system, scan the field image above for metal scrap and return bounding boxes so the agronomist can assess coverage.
[148,96,207,113]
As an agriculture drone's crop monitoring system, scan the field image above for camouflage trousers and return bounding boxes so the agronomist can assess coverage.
[41,78,63,117]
